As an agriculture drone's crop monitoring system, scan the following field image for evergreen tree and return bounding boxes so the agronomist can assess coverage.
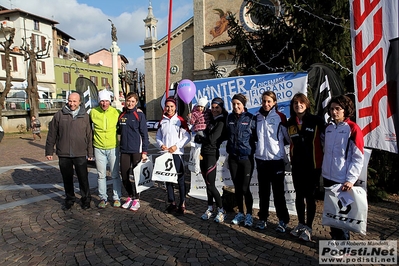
[228,0,352,89]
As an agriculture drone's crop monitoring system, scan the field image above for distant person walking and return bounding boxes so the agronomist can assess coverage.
[45,92,94,210]
[30,115,42,141]
[90,90,122,209]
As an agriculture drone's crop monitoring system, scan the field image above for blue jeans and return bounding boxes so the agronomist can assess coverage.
[94,147,121,201]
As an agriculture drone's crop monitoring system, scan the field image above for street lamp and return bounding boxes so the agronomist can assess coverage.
[68,62,80,93]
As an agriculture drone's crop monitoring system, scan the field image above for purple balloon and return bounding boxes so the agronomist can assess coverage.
[177,79,196,104]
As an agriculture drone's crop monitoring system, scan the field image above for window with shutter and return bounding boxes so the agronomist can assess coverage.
[34,20,39,31]
[63,72,70,84]
[101,77,108,86]
[1,55,18,71]
[41,61,46,74]
[41,36,46,50]
[90,76,98,86]
[12,57,17,71]
[1,54,5,70]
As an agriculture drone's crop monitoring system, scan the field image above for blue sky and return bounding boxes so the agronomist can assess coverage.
[0,0,194,73]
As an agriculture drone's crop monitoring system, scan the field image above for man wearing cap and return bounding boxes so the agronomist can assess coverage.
[46,92,94,210]
[89,89,122,209]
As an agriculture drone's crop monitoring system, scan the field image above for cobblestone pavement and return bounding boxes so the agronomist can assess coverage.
[0,132,398,265]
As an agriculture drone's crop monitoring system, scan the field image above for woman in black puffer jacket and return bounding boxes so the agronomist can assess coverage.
[198,97,228,223]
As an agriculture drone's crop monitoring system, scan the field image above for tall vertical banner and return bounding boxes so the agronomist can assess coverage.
[350,0,399,153]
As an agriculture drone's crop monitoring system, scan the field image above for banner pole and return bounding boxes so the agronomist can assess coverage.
[165,0,173,99]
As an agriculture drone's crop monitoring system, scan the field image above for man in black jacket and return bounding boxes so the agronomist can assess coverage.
[45,92,94,210]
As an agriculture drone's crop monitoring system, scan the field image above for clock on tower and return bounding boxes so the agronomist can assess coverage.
[239,0,281,32]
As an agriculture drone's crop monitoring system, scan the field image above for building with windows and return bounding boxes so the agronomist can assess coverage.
[0,5,56,96]
[0,5,128,132]
[53,48,128,99]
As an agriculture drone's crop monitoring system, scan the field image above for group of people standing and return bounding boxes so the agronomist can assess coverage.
[194,91,364,243]
[44,88,364,243]
[45,90,149,212]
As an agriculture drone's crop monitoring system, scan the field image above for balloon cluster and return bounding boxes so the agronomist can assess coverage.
[177,79,196,104]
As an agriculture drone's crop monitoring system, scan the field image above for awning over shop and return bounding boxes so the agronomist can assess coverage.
[0,81,56,93]
[38,83,56,93]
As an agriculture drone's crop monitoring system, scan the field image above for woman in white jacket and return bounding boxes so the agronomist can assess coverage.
[156,97,191,214]
[254,91,290,232]
[323,95,364,240]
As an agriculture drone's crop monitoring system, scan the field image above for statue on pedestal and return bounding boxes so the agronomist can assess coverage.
[108,19,117,42]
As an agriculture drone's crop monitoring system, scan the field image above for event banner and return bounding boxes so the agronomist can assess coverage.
[350,0,399,153]
[192,72,308,117]
[188,142,297,214]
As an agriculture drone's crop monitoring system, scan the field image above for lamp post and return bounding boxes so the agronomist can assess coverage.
[68,62,80,93]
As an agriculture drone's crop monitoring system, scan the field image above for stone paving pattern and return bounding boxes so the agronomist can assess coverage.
[0,132,398,265]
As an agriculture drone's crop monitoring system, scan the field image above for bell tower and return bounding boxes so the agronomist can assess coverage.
[143,1,158,45]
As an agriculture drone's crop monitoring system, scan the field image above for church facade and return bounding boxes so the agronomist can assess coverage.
[141,0,281,120]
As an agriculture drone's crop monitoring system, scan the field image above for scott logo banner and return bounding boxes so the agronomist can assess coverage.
[133,157,154,193]
[152,153,178,184]
[322,185,368,235]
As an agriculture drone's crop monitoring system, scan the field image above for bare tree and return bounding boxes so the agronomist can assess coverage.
[0,26,15,127]
[20,36,51,119]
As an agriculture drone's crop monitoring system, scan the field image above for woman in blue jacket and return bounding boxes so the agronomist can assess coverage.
[226,93,256,227]
[118,92,149,212]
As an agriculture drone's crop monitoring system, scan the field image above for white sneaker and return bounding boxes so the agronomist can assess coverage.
[201,209,213,220]
[122,197,133,209]
[129,199,140,212]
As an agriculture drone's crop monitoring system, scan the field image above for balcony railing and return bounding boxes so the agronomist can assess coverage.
[2,98,67,111]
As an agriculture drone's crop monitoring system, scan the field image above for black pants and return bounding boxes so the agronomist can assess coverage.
[200,154,222,208]
[292,166,320,228]
[59,156,91,205]
[323,178,350,240]
[256,158,289,224]
[165,154,186,206]
[120,153,141,198]
[228,156,254,215]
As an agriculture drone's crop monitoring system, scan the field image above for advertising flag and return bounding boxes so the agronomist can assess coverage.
[350,0,399,153]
